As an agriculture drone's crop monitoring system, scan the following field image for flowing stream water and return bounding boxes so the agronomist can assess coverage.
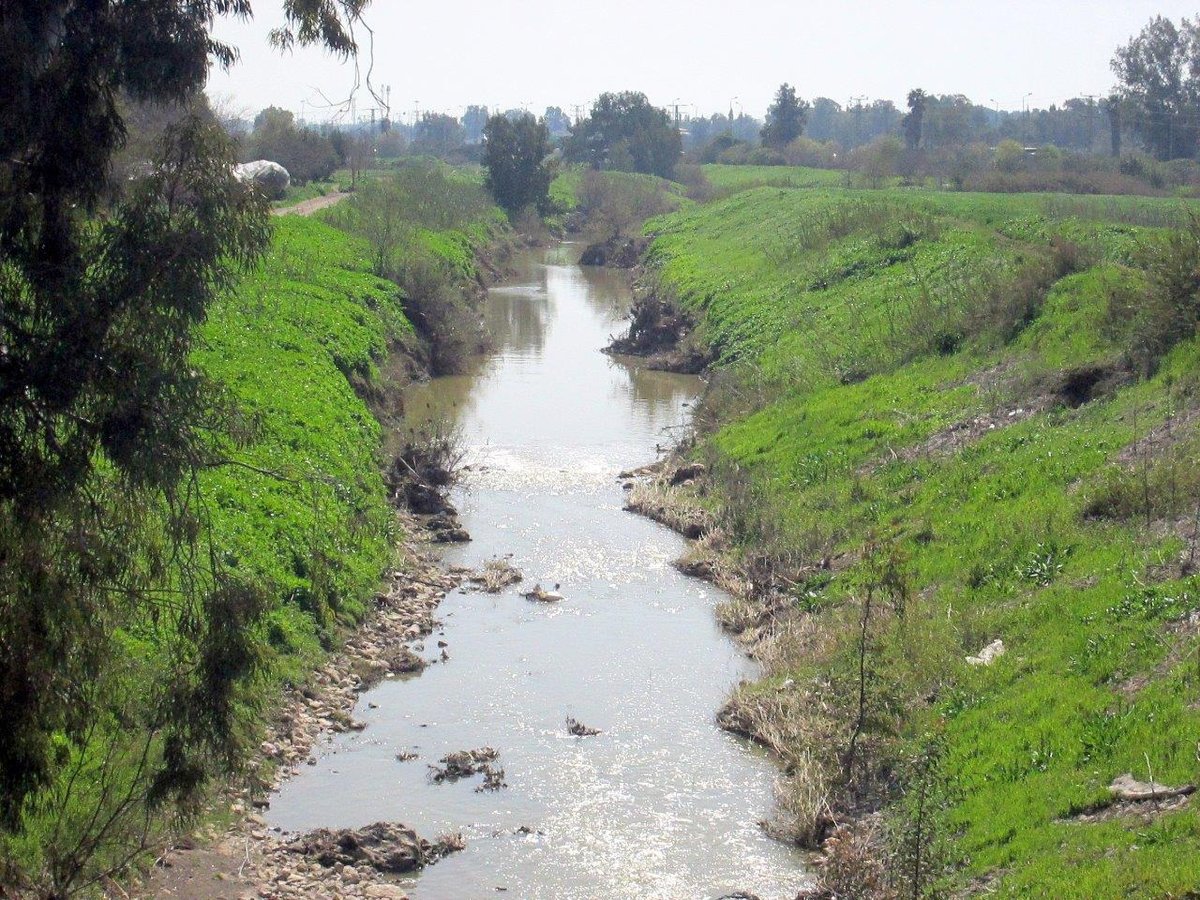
[268,245,808,899]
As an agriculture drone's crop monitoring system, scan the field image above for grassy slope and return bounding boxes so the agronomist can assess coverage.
[647,185,1200,895]
[195,215,411,679]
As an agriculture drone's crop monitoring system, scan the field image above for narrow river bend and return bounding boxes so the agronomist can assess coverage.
[269,246,807,899]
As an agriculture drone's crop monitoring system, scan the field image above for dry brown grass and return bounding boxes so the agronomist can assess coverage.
[765,755,835,848]
[625,480,715,538]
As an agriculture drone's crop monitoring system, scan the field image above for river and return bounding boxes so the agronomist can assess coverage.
[268,245,807,899]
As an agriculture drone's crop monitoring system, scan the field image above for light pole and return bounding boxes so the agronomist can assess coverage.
[1022,92,1033,144]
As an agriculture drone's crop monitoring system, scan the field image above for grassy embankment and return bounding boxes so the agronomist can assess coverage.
[199,186,507,743]
[5,173,507,892]
[638,180,1200,896]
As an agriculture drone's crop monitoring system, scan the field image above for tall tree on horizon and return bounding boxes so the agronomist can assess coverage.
[564,92,682,179]
[1112,14,1200,160]
[903,88,928,151]
[761,83,809,149]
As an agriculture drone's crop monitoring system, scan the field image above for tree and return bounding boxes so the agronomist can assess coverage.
[543,106,573,138]
[412,112,466,158]
[1112,15,1200,160]
[482,113,554,213]
[564,92,682,179]
[461,105,490,144]
[0,0,369,889]
[903,89,928,151]
[247,106,339,184]
[761,83,809,149]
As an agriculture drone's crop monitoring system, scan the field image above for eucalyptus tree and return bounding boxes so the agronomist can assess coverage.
[0,1,371,890]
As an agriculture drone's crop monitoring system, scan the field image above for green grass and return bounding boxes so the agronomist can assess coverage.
[549,166,583,212]
[701,163,848,194]
[648,182,1200,895]
[194,215,411,675]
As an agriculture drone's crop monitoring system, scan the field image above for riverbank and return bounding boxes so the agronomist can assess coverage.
[134,514,462,900]
[619,179,1200,896]
[15,176,514,898]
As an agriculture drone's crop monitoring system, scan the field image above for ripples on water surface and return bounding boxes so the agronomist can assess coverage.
[269,247,808,899]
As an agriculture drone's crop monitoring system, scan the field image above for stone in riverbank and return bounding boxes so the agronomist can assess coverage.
[135,515,462,899]
[286,822,462,873]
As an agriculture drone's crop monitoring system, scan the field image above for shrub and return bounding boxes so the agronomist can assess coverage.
[1110,215,1200,375]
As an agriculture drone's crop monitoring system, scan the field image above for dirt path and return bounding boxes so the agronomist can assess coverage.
[272,191,350,217]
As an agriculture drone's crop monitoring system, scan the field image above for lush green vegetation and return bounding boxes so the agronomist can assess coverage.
[0,214,411,889]
[321,162,510,373]
[646,183,1200,895]
[196,216,410,666]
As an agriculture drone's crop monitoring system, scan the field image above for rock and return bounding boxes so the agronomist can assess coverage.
[566,717,601,737]
[363,885,408,899]
[426,513,470,543]
[966,639,1006,666]
[234,160,291,200]
[1109,773,1197,801]
[384,645,426,675]
[286,822,460,874]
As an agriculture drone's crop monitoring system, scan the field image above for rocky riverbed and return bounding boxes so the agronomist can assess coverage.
[135,514,464,899]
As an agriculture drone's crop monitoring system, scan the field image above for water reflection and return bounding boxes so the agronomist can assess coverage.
[484,282,551,357]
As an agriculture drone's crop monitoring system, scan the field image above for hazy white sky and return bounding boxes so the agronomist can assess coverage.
[207,1,1200,124]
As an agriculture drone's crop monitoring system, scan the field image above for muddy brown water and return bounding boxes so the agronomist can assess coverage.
[268,245,809,899]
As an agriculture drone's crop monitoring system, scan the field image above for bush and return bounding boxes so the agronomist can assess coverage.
[578,170,680,240]
[1108,214,1200,375]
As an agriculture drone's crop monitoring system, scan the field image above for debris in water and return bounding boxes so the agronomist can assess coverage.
[428,748,506,789]
[523,583,564,603]
[476,767,507,792]
[467,557,524,593]
[285,821,461,873]
[395,751,419,762]
[566,717,601,737]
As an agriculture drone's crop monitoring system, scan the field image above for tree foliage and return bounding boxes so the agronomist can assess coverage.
[247,106,339,184]
[761,83,809,149]
[482,113,554,213]
[0,0,370,890]
[564,92,682,179]
[1112,15,1200,160]
[412,113,466,158]
[903,88,928,151]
